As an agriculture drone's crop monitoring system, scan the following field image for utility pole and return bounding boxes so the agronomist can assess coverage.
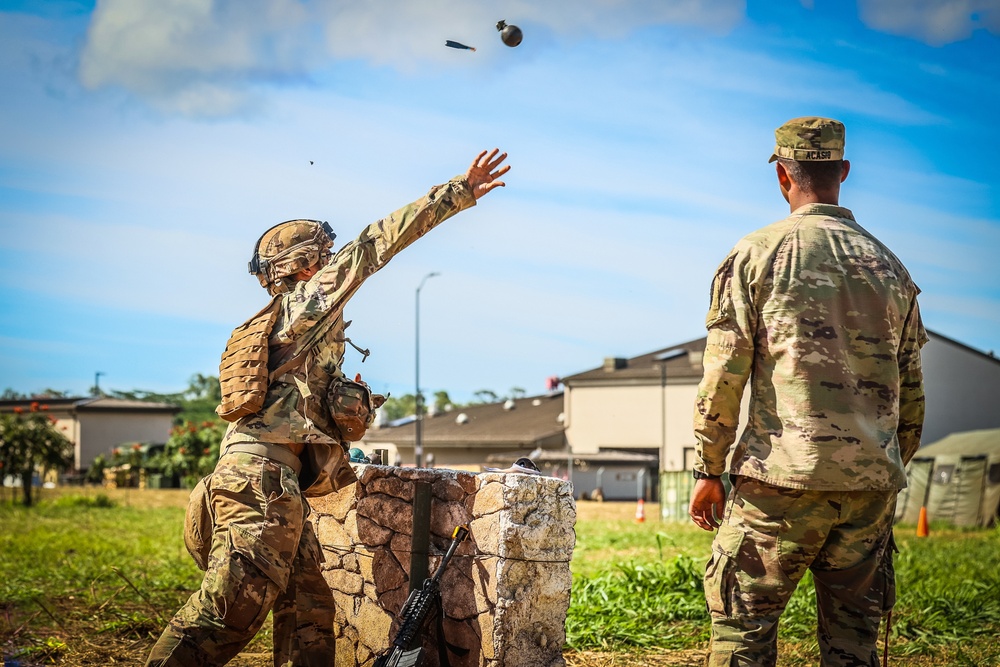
[414,272,439,467]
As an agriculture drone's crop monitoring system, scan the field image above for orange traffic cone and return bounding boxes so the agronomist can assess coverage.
[634,498,645,523]
[916,506,929,537]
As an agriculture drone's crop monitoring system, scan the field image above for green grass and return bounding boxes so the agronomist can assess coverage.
[0,490,277,664]
[567,515,1000,664]
[0,497,196,607]
[2,493,999,666]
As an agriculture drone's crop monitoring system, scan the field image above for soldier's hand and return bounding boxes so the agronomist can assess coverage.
[689,478,726,531]
[466,149,509,199]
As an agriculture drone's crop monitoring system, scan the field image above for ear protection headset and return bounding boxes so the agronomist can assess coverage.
[247,219,337,276]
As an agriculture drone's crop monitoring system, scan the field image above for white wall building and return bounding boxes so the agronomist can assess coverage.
[0,396,180,470]
[562,330,1000,475]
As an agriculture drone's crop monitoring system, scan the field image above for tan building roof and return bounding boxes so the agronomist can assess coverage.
[365,392,566,450]
[561,337,707,385]
[0,396,180,414]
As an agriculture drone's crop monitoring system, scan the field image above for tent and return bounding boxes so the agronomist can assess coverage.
[896,428,1000,528]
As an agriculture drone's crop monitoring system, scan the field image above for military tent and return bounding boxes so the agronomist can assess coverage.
[896,428,1000,528]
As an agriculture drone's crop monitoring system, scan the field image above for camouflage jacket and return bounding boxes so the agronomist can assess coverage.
[693,203,927,490]
[223,177,477,494]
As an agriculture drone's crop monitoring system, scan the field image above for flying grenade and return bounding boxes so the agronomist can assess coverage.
[496,19,522,47]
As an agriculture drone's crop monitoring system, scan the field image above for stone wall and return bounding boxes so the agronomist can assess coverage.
[309,464,576,667]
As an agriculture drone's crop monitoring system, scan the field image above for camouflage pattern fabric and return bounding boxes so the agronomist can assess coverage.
[705,477,896,667]
[768,116,846,163]
[693,203,927,490]
[146,452,335,667]
[148,179,477,667]
[223,177,477,496]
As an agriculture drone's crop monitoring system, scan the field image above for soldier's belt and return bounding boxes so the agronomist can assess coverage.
[225,442,302,475]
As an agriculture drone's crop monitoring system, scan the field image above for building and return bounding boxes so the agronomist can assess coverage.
[485,448,658,501]
[361,392,567,471]
[560,338,709,476]
[560,330,1000,513]
[0,396,180,471]
[362,392,661,500]
[921,331,1000,444]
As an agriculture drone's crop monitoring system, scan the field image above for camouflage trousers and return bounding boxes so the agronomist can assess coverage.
[704,476,897,667]
[146,452,337,667]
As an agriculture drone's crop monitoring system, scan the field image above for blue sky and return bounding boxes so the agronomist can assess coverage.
[1,0,998,403]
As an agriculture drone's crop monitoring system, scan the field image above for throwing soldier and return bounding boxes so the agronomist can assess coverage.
[146,149,510,667]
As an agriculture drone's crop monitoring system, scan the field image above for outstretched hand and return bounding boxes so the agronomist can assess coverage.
[466,149,510,199]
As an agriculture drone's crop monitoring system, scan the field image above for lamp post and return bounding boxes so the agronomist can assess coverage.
[414,272,440,467]
[653,348,687,470]
[653,348,687,518]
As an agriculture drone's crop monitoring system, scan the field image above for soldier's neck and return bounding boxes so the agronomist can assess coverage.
[788,188,839,212]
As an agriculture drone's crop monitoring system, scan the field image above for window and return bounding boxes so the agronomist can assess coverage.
[988,463,1000,485]
[932,464,955,485]
[683,447,696,470]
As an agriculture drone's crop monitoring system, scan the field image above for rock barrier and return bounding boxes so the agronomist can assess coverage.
[310,464,576,667]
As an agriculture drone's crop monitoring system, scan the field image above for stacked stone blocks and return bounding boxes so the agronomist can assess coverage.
[309,464,576,667]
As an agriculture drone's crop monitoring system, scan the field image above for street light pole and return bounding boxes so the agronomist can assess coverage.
[414,272,440,468]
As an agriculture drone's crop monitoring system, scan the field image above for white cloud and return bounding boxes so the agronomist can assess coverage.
[78,0,320,115]
[859,0,1000,46]
[77,0,745,116]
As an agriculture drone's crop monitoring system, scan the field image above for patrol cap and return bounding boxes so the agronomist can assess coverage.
[768,116,845,163]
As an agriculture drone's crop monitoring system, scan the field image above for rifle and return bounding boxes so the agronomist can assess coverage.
[373,524,470,667]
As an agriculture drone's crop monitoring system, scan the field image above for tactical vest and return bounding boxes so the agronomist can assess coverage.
[216,296,282,422]
[216,297,382,443]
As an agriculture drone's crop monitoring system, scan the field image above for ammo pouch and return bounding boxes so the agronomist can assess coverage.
[324,375,386,442]
[183,474,215,571]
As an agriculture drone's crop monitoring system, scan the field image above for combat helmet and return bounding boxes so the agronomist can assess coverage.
[248,219,336,295]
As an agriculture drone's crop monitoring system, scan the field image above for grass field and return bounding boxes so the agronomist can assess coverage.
[2,487,999,666]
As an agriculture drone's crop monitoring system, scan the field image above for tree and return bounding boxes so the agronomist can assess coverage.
[380,394,416,422]
[156,420,226,485]
[379,390,466,421]
[432,390,454,412]
[473,389,499,404]
[186,373,222,403]
[0,403,74,507]
[0,388,68,400]
[508,386,526,399]
[109,374,224,426]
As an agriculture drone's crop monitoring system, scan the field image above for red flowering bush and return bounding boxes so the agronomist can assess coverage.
[159,420,225,484]
[0,408,74,506]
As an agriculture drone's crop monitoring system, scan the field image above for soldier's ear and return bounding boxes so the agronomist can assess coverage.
[774,161,789,184]
[840,160,851,183]
[775,162,793,200]
[293,264,320,281]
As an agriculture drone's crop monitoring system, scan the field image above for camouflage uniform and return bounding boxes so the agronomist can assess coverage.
[147,177,477,667]
[692,118,926,666]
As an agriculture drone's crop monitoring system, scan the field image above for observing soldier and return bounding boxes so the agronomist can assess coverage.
[688,118,926,666]
[146,149,510,667]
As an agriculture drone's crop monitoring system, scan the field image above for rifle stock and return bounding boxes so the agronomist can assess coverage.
[373,525,470,667]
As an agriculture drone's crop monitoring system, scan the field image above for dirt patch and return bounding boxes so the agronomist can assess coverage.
[564,648,708,666]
